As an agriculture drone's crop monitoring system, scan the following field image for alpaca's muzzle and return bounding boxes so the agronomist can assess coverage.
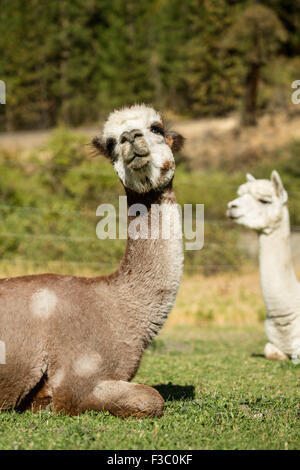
[121,129,150,169]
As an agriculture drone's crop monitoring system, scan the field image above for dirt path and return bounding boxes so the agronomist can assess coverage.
[1,112,300,168]
[0,116,237,152]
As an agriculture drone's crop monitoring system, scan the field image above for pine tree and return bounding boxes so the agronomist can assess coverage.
[224,2,287,125]
[183,0,240,117]
[94,0,155,114]
[53,0,101,125]
[0,0,58,130]
[0,0,297,129]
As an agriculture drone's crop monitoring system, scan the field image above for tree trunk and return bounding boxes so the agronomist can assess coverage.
[242,62,261,126]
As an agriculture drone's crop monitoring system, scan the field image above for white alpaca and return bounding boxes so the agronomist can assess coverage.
[227,171,300,361]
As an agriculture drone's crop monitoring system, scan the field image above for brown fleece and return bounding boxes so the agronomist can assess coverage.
[0,115,184,418]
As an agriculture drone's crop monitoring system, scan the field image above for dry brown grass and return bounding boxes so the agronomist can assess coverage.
[175,111,300,170]
[168,270,266,327]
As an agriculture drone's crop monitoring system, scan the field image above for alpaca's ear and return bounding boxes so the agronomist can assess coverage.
[246,173,256,182]
[271,170,288,203]
[92,136,116,160]
[165,132,185,153]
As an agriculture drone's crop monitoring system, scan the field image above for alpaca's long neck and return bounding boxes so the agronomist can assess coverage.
[259,206,299,317]
[113,184,183,348]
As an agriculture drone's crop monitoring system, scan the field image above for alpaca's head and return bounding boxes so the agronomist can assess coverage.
[227,171,288,234]
[92,104,184,193]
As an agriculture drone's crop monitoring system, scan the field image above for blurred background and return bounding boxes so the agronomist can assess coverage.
[0,0,299,326]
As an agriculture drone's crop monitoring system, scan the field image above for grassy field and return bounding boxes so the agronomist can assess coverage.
[0,123,299,450]
[0,325,299,450]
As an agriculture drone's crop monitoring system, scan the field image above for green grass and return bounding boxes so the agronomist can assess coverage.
[0,326,299,450]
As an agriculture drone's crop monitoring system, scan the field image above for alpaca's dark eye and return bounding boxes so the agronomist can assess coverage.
[150,124,164,136]
[106,138,116,157]
[259,199,271,204]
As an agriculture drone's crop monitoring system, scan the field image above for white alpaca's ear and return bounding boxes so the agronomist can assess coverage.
[271,170,288,204]
[246,173,256,182]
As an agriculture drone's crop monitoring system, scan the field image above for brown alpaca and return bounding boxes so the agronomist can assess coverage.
[0,105,184,417]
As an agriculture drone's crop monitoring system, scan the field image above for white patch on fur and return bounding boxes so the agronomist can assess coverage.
[30,288,57,318]
[73,352,102,377]
[50,368,65,388]
[0,340,6,364]
[103,105,161,139]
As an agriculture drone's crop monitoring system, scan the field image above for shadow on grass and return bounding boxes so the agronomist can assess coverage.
[251,353,266,359]
[154,383,195,401]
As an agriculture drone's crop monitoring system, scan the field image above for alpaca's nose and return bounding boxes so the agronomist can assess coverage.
[120,129,143,144]
[228,201,238,209]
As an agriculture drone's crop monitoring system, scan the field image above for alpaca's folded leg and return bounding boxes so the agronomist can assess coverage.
[264,342,288,361]
[53,380,164,417]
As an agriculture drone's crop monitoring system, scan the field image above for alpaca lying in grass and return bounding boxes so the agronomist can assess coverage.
[227,171,300,361]
[0,105,184,416]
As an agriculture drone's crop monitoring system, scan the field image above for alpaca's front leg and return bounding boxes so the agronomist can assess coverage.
[53,380,164,417]
[264,342,288,361]
[89,380,164,417]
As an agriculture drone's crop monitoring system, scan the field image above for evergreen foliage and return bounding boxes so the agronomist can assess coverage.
[0,0,298,130]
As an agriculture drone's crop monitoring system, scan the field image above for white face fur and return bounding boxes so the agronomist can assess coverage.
[95,105,182,193]
[227,171,288,234]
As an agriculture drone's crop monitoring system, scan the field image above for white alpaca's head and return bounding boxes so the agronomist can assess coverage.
[92,104,184,193]
[227,171,288,234]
